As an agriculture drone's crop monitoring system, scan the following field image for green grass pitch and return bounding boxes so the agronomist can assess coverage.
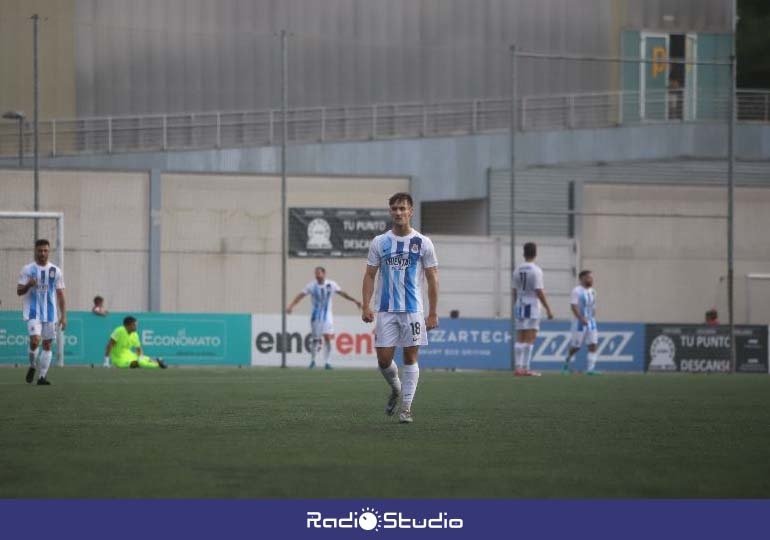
[1,367,769,498]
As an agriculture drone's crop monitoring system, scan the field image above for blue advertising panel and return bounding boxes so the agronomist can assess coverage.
[419,318,645,372]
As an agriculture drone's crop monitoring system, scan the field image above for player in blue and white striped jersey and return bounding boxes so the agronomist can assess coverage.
[563,270,600,375]
[512,242,554,377]
[287,266,362,369]
[362,192,439,424]
[16,239,67,385]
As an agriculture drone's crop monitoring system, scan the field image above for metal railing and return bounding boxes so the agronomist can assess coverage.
[1,89,768,158]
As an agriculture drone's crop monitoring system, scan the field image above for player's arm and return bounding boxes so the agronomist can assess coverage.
[286,292,306,314]
[17,274,36,296]
[425,266,439,330]
[105,338,116,358]
[537,289,554,320]
[570,303,587,325]
[57,289,67,330]
[337,290,362,310]
[361,265,378,323]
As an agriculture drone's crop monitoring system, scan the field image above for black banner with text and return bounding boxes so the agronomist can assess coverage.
[646,325,768,373]
[289,208,390,258]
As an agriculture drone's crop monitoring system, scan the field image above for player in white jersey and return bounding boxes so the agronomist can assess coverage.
[16,239,67,385]
[563,270,600,375]
[287,266,362,369]
[512,242,554,377]
[362,192,439,424]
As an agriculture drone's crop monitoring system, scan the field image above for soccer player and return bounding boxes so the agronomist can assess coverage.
[512,242,554,377]
[286,267,362,369]
[17,239,67,385]
[362,192,439,424]
[104,316,167,369]
[563,270,599,375]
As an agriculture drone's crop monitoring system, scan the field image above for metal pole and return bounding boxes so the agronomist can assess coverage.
[509,45,517,371]
[32,14,40,241]
[56,214,64,367]
[727,4,737,373]
[17,117,23,167]
[280,29,288,369]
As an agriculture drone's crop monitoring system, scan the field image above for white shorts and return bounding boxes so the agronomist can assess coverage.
[27,320,56,340]
[311,319,334,337]
[375,312,428,348]
[516,318,540,331]
[570,328,599,348]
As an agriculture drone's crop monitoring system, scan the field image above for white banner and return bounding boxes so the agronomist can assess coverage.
[251,314,377,368]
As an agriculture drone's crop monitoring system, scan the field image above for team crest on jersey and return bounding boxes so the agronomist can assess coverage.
[410,244,419,254]
[48,268,56,280]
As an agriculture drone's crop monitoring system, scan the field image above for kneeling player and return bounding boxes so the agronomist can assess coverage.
[104,316,167,369]
[563,270,599,375]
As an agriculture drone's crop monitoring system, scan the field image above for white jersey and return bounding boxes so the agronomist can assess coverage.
[570,286,597,331]
[513,261,544,320]
[18,262,65,323]
[367,229,438,313]
[303,280,341,323]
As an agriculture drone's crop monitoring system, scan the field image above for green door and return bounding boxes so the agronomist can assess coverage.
[642,35,668,120]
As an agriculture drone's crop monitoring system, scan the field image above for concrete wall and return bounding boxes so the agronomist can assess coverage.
[64,0,729,116]
[0,168,149,312]
[159,172,408,313]
[8,124,770,220]
[1,168,410,314]
[581,183,770,324]
[0,0,77,122]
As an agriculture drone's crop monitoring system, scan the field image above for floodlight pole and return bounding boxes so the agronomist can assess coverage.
[280,29,288,369]
[727,4,737,373]
[509,45,517,371]
[32,14,40,241]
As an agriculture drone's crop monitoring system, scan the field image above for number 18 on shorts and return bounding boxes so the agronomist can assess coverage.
[375,312,428,348]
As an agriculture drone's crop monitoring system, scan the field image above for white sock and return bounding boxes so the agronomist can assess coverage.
[322,340,332,366]
[29,348,39,368]
[39,350,52,379]
[379,362,402,394]
[514,343,525,370]
[587,351,598,372]
[524,344,534,371]
[401,363,420,411]
[310,337,318,364]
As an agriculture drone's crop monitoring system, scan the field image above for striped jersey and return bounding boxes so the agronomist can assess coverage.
[18,262,65,323]
[570,286,597,331]
[367,229,438,313]
[303,280,341,323]
[512,262,544,320]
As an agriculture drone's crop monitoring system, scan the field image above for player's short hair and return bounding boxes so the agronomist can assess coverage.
[388,192,413,208]
[314,266,326,274]
[123,316,137,326]
[93,295,104,304]
[579,270,592,279]
[35,239,50,248]
[523,242,537,259]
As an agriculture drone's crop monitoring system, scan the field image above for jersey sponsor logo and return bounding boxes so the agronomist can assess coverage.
[535,330,636,362]
[385,254,411,269]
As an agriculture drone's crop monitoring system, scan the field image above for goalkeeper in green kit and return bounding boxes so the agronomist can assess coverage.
[104,316,167,369]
